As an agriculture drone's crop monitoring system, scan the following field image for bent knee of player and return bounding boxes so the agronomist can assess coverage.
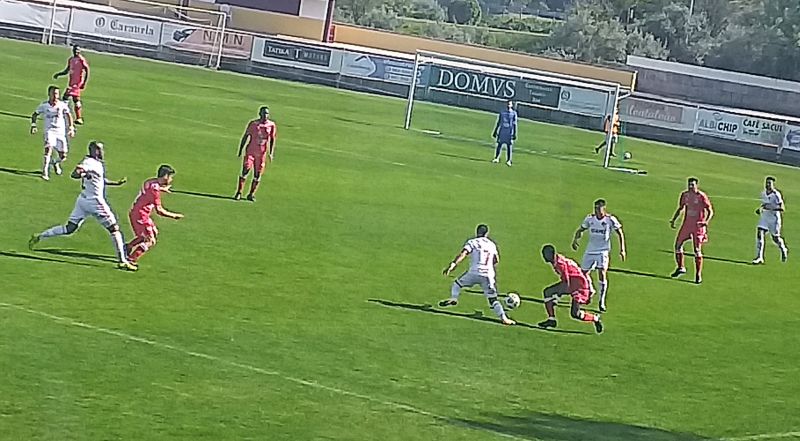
[569,307,582,320]
[106,223,120,234]
[486,296,499,307]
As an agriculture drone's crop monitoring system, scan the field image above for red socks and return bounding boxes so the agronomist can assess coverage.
[695,255,703,275]
[249,179,260,197]
[236,177,246,194]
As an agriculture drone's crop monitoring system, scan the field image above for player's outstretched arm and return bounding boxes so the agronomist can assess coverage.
[237,131,249,157]
[571,227,586,250]
[156,206,184,220]
[70,166,85,179]
[443,249,468,276]
[669,203,683,228]
[53,65,69,79]
[29,112,38,134]
[105,177,127,186]
[616,228,627,261]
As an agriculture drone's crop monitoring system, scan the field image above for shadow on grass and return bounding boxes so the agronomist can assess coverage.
[332,116,382,128]
[0,250,96,267]
[608,268,697,284]
[0,111,30,120]
[658,250,751,266]
[37,248,117,263]
[0,166,42,178]
[464,289,602,314]
[453,412,712,441]
[368,299,591,335]
[171,189,234,201]
[436,152,489,163]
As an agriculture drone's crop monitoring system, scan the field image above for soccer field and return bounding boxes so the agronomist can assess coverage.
[1,38,799,441]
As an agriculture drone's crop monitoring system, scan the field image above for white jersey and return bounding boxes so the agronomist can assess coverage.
[462,236,498,277]
[35,100,71,133]
[760,190,784,221]
[77,157,106,200]
[581,214,622,254]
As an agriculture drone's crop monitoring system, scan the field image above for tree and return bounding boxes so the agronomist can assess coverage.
[636,2,718,64]
[335,0,384,24]
[448,0,482,24]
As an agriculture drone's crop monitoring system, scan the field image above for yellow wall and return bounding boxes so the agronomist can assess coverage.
[333,25,636,88]
[226,9,322,38]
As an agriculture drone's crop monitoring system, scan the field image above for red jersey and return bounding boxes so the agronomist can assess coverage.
[245,119,277,155]
[551,254,588,285]
[130,178,163,220]
[679,190,712,224]
[68,55,89,87]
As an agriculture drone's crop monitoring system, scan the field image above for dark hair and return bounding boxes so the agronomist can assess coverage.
[88,140,104,152]
[48,85,59,94]
[766,176,776,183]
[259,106,269,114]
[542,244,555,254]
[594,199,606,207]
[688,177,699,184]
[157,164,176,178]
[476,224,489,237]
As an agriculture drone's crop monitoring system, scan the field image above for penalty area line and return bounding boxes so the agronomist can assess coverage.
[0,302,530,441]
[723,432,800,441]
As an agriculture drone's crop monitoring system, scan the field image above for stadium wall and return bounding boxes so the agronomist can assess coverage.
[627,56,800,119]
[3,0,800,166]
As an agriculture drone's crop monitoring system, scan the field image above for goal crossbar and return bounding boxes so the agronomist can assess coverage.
[417,50,627,93]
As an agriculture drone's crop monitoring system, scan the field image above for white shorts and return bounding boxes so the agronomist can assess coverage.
[581,252,609,271]
[44,130,68,153]
[758,216,782,236]
[456,272,498,298]
[69,196,118,229]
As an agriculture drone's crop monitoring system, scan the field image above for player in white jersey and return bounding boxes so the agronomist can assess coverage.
[439,224,515,325]
[30,85,75,181]
[753,176,788,264]
[571,199,626,312]
[28,141,137,271]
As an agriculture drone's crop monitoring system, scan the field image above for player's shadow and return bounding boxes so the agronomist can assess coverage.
[0,111,30,120]
[453,412,712,441]
[436,152,489,163]
[608,268,697,284]
[171,189,234,201]
[0,167,42,178]
[464,289,603,314]
[0,250,96,267]
[37,248,118,263]
[657,250,751,266]
[333,116,379,128]
[368,299,591,335]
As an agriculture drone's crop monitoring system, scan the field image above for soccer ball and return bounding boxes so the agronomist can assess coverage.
[505,292,521,310]
[623,151,632,160]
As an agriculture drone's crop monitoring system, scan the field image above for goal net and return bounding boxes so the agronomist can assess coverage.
[35,0,229,69]
[403,50,636,171]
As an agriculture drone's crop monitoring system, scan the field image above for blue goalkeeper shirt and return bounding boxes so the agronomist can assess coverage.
[494,109,517,142]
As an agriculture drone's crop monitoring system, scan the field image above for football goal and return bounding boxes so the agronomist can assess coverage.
[403,50,634,171]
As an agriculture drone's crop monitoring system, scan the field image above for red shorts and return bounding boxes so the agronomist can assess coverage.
[243,153,267,175]
[130,214,158,239]
[65,84,82,99]
[676,224,708,248]
[562,279,591,305]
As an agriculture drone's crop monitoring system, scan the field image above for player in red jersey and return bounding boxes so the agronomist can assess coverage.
[235,106,277,202]
[125,165,184,267]
[537,244,604,334]
[53,45,90,125]
[670,177,714,284]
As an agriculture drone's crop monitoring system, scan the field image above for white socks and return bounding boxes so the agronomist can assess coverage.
[599,280,608,307]
[110,230,128,263]
[490,300,508,321]
[40,225,67,238]
[42,151,52,176]
[450,282,460,300]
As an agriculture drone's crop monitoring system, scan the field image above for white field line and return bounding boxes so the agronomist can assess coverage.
[0,302,530,441]
[723,432,800,441]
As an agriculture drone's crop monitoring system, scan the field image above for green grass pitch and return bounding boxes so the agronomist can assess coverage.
[0,38,798,441]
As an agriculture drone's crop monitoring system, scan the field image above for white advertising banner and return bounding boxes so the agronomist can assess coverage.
[694,109,742,140]
[70,9,162,46]
[618,97,696,131]
[557,86,607,117]
[781,124,800,152]
[0,0,69,31]
[340,53,417,85]
[161,22,253,59]
[738,117,784,147]
[251,37,343,72]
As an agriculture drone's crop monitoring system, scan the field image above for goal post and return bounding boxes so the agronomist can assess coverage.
[403,50,633,170]
[41,0,228,69]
